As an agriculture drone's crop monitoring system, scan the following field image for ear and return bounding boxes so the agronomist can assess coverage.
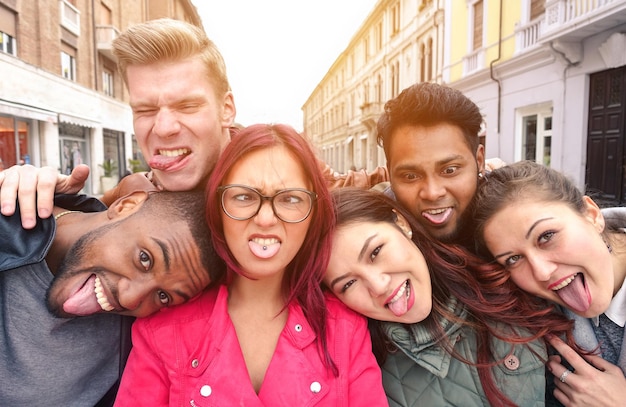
[392,209,413,239]
[582,195,605,233]
[475,144,486,174]
[106,190,150,220]
[221,91,236,127]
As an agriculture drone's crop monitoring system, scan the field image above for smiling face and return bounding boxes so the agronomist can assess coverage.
[220,145,313,280]
[324,220,432,324]
[46,212,211,318]
[483,197,614,318]
[388,123,484,242]
[127,56,235,191]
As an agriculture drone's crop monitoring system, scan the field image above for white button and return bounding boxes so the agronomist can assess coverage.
[200,385,212,397]
[310,381,321,393]
[191,359,199,368]
[504,354,520,371]
[295,324,303,332]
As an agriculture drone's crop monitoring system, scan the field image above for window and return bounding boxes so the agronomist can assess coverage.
[103,68,114,96]
[0,5,17,56]
[472,0,484,51]
[61,51,76,80]
[530,0,545,21]
[516,104,553,166]
[391,2,400,35]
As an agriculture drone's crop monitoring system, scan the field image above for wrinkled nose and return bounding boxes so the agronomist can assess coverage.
[153,109,181,138]
[254,200,278,226]
[117,278,156,311]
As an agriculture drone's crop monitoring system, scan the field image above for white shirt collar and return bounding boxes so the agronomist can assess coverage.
[604,275,626,327]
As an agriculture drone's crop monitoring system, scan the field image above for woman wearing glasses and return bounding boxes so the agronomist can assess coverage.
[114,124,387,406]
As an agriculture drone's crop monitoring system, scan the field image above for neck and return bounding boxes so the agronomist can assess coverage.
[228,273,285,315]
[612,233,626,296]
[47,209,92,275]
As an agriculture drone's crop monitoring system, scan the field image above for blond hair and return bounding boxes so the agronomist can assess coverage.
[112,18,230,96]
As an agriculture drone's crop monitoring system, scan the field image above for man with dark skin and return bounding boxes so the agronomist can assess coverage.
[0,190,220,405]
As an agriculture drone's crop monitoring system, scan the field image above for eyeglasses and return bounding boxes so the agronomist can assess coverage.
[218,184,317,223]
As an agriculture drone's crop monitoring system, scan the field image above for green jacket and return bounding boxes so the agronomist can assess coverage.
[381,297,547,407]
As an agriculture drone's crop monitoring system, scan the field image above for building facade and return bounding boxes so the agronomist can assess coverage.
[444,0,626,205]
[302,0,444,174]
[0,0,200,194]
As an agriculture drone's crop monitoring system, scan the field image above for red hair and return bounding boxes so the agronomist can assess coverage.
[206,123,337,373]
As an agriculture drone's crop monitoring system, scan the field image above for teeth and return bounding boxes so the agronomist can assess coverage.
[424,208,447,215]
[552,274,577,291]
[388,280,410,305]
[158,148,190,157]
[94,276,115,312]
[251,237,279,246]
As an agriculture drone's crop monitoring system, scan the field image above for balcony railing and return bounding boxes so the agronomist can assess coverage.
[544,0,618,35]
[463,48,484,75]
[515,17,544,52]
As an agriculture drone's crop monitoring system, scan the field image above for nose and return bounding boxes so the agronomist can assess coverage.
[152,108,181,138]
[527,254,557,282]
[365,272,391,298]
[418,176,446,201]
[117,276,156,312]
[254,200,278,226]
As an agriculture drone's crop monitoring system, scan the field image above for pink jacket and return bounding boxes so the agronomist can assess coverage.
[114,285,387,406]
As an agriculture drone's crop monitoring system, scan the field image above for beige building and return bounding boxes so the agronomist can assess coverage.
[303,0,444,173]
[0,0,200,194]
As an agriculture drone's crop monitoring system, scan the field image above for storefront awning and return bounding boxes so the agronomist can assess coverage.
[59,113,100,128]
[0,100,57,122]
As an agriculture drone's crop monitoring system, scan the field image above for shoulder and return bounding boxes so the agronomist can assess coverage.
[323,293,368,333]
[134,285,221,332]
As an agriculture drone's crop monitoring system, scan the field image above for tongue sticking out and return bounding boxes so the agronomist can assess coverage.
[149,154,185,171]
[555,274,591,313]
[422,208,452,225]
[387,285,409,317]
[63,274,102,316]
[249,240,280,259]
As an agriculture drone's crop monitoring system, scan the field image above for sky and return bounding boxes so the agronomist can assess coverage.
[193,1,379,131]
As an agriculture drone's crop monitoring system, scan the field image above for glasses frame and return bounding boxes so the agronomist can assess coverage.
[218,184,317,223]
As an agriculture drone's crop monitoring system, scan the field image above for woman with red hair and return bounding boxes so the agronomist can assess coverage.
[114,124,386,406]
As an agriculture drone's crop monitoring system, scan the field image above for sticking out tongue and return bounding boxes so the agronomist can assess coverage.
[555,274,592,313]
[387,285,409,317]
[149,154,185,171]
[63,274,101,316]
[249,240,280,259]
[422,208,452,225]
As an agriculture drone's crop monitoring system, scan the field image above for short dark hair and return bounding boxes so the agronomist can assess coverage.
[376,82,483,162]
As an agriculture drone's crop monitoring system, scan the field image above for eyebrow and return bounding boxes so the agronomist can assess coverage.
[153,238,171,272]
[492,217,554,259]
[394,154,466,172]
[328,233,377,290]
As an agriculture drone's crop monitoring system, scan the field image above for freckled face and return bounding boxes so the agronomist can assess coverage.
[47,215,211,318]
[324,221,432,324]
[483,199,614,318]
[388,123,484,242]
[220,145,312,280]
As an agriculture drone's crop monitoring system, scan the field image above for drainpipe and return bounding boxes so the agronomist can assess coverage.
[91,0,98,91]
[489,0,503,150]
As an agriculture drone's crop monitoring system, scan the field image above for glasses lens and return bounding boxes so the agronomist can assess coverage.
[221,186,261,220]
[273,189,313,222]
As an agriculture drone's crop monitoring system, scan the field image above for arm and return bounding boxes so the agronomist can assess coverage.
[0,164,89,229]
[114,319,170,406]
[547,335,626,406]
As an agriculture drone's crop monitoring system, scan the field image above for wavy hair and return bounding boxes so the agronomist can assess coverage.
[206,123,337,374]
[332,187,577,407]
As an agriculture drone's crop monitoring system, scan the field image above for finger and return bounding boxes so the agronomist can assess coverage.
[548,335,588,373]
[0,166,19,217]
[552,385,571,407]
[34,167,60,219]
[60,164,90,194]
[580,353,611,372]
[16,165,39,229]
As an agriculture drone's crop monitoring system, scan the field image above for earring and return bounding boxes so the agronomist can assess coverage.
[407,229,413,239]
[478,172,484,179]
[603,235,613,253]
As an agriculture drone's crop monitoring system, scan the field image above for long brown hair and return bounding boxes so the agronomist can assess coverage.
[332,187,576,407]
